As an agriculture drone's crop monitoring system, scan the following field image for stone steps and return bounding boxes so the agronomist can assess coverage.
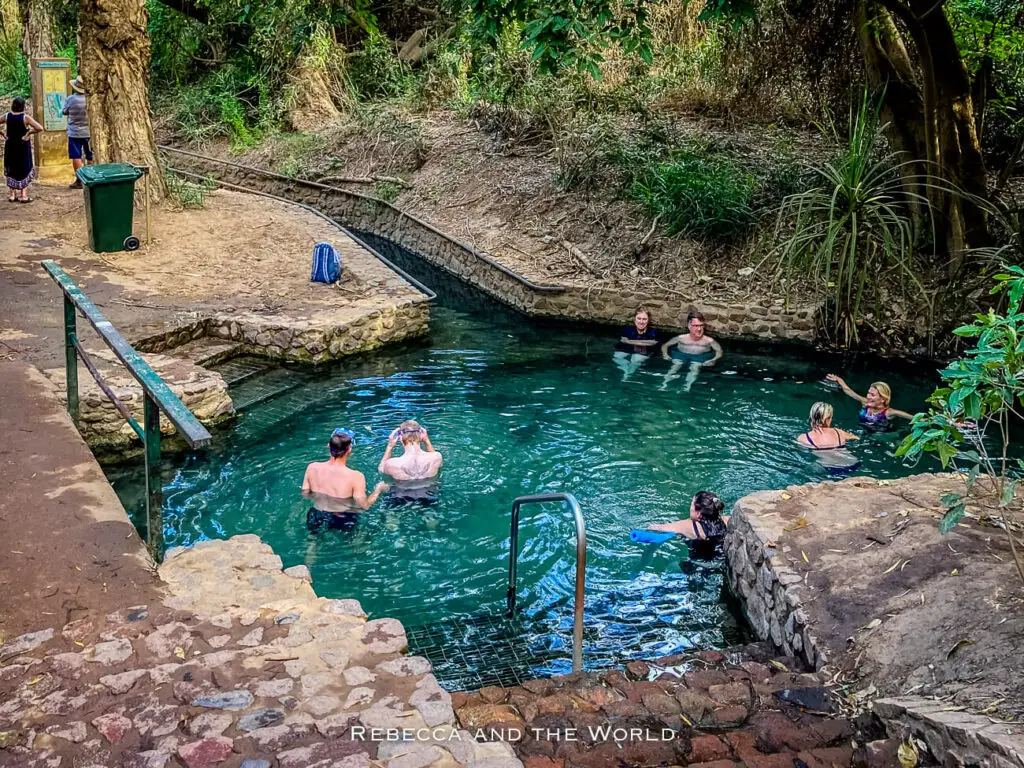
[167,338,243,368]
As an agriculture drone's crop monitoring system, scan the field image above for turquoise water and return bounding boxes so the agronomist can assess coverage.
[106,247,939,673]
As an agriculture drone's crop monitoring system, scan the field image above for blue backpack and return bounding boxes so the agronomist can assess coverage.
[311,242,341,284]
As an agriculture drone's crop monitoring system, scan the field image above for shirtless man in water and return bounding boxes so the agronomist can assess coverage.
[302,428,388,532]
[660,311,724,392]
[378,421,442,501]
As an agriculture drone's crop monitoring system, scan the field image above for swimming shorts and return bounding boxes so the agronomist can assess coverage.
[307,507,360,533]
[386,487,439,507]
[670,348,714,364]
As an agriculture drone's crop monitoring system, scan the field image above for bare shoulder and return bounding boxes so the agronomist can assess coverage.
[723,515,732,526]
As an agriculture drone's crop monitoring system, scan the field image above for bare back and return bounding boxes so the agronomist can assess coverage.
[382,450,442,482]
[302,461,367,511]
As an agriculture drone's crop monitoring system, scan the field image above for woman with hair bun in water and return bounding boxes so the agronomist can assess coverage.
[646,491,730,558]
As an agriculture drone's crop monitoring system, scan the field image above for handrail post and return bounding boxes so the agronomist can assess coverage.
[143,394,164,558]
[63,295,79,426]
[507,493,586,672]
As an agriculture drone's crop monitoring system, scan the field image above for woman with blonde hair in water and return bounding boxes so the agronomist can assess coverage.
[825,374,913,429]
[797,402,861,474]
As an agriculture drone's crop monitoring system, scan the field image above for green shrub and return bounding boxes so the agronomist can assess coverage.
[346,33,417,101]
[373,180,401,202]
[628,150,756,239]
[0,35,30,98]
[165,172,216,208]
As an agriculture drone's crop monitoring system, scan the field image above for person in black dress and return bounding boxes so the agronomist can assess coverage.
[2,96,44,203]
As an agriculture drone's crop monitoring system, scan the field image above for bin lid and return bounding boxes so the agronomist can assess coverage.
[77,163,144,186]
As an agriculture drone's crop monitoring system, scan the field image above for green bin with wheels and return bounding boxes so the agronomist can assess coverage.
[77,163,145,253]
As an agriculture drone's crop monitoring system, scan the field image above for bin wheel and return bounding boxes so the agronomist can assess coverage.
[124,236,141,251]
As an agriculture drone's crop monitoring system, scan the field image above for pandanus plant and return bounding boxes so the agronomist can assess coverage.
[773,91,931,347]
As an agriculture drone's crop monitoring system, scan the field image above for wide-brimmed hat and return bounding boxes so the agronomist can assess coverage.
[69,77,85,94]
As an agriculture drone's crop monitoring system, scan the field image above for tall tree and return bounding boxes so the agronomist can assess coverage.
[856,0,991,263]
[78,0,166,200]
[18,0,54,59]
[1,0,20,44]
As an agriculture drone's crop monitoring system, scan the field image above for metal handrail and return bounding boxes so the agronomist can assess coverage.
[158,145,567,294]
[507,493,586,672]
[41,260,212,559]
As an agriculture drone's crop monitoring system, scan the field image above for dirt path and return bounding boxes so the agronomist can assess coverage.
[0,186,424,368]
[0,361,162,640]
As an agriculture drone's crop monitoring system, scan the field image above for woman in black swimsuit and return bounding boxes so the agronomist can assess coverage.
[647,491,730,557]
[797,402,860,474]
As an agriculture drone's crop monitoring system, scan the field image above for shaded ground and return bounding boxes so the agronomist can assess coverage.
[0,361,163,640]
[747,475,1024,722]
[0,186,423,369]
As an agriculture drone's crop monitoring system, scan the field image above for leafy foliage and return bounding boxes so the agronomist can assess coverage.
[773,92,929,346]
[165,171,217,208]
[897,266,1024,583]
[629,150,755,239]
[0,34,29,97]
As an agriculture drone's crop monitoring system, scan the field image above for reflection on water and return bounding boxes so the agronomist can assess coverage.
[105,245,940,671]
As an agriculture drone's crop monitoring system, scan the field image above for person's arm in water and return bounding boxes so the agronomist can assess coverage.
[351,472,388,510]
[826,374,866,404]
[838,429,860,441]
[886,407,914,420]
[378,430,400,474]
[301,464,313,497]
[703,338,724,367]
[661,336,680,360]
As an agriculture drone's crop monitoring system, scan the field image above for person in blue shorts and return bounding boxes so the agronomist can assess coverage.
[660,312,723,391]
[613,307,658,380]
[63,78,92,188]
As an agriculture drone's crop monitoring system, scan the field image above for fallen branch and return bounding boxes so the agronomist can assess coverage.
[317,175,412,188]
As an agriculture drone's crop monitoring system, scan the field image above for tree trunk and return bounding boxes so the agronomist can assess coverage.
[286,42,342,132]
[1,0,19,44]
[911,0,991,262]
[860,0,991,264]
[78,0,166,201]
[19,0,53,58]
[855,0,928,235]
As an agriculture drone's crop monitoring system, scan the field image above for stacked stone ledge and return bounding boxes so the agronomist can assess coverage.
[43,349,235,453]
[723,490,826,671]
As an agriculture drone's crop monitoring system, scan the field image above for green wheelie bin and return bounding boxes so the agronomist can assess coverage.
[77,163,144,253]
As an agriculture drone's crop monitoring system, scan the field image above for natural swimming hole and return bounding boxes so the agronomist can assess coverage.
[105,242,938,680]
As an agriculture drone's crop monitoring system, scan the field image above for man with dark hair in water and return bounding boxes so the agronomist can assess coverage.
[302,428,387,532]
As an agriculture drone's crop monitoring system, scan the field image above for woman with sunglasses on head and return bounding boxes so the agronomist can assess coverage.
[302,427,388,532]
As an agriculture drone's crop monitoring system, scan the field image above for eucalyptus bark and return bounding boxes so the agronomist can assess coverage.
[19,0,53,58]
[858,0,990,264]
[78,0,166,201]
[1,0,19,44]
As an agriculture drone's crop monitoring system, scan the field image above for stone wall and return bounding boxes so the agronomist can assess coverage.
[44,350,234,452]
[161,147,818,341]
[205,301,430,364]
[723,489,827,671]
[874,698,1024,768]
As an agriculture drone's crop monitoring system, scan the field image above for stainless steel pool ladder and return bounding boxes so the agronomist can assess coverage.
[506,493,587,672]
